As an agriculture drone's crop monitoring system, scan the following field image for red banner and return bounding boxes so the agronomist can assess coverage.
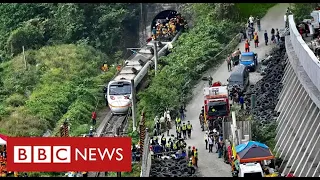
[6,137,132,172]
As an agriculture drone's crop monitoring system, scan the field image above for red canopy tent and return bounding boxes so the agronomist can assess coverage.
[0,134,7,145]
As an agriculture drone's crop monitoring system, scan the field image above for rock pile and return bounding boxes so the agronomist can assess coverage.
[150,157,198,177]
[244,46,287,126]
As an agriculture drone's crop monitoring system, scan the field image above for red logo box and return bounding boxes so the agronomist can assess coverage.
[6,137,132,172]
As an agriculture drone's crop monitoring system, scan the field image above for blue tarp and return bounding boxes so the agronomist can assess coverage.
[235,141,269,153]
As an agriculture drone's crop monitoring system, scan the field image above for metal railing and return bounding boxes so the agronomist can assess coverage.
[140,131,151,177]
[288,15,320,93]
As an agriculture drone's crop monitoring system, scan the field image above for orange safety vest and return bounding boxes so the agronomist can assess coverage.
[245,42,250,48]
[116,65,121,71]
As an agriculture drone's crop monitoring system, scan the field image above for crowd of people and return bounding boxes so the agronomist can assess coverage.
[150,13,188,42]
[149,134,199,175]
[241,15,282,53]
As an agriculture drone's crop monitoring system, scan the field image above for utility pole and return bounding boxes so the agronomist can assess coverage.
[22,46,27,70]
[116,127,121,177]
[153,41,158,76]
[131,79,137,131]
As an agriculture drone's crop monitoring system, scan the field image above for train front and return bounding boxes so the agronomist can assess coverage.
[107,80,132,115]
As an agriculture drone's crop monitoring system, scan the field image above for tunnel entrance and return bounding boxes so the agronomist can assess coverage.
[151,10,177,31]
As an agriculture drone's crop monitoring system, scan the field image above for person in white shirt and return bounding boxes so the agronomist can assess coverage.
[204,131,208,150]
[284,14,287,28]
[208,135,214,153]
[249,15,254,27]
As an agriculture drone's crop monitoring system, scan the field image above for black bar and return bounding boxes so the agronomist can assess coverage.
[117,172,121,177]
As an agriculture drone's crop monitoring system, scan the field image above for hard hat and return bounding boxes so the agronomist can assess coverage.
[190,158,192,160]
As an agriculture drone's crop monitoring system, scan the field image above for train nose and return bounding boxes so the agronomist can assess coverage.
[108,101,131,114]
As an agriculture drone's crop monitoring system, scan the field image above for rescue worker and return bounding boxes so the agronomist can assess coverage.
[82,172,88,177]
[264,30,269,46]
[194,149,198,168]
[176,124,181,139]
[204,131,209,150]
[201,106,204,116]
[101,63,109,72]
[91,111,97,126]
[244,39,250,52]
[116,64,121,72]
[188,158,195,175]
[161,134,166,148]
[175,116,181,126]
[226,54,232,72]
[165,140,171,152]
[152,27,157,40]
[182,122,187,139]
[254,32,259,48]
[187,121,193,139]
[173,140,178,151]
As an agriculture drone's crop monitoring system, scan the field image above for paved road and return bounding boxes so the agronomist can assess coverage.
[157,3,289,177]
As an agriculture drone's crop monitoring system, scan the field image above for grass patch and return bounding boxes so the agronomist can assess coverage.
[236,3,276,20]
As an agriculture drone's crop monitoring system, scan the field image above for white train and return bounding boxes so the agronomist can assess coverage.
[106,33,181,115]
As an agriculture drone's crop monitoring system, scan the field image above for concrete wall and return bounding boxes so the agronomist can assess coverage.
[275,15,320,177]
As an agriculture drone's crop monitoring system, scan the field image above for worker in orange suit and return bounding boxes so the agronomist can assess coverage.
[116,65,121,72]
[244,39,250,52]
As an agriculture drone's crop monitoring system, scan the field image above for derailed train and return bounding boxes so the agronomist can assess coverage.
[105,13,184,115]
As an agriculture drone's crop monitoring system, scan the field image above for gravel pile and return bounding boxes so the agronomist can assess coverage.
[244,45,287,126]
[150,157,198,177]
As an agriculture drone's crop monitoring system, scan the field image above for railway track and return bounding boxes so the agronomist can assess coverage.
[88,114,128,177]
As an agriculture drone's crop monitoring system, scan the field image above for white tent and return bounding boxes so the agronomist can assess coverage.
[0,134,7,145]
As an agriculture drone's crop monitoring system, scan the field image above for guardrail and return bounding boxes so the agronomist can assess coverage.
[140,130,151,177]
[288,15,320,93]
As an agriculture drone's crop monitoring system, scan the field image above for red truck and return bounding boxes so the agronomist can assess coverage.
[203,82,230,122]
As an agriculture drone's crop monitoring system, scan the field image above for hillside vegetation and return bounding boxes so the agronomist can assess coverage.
[0,3,140,137]
[0,44,117,136]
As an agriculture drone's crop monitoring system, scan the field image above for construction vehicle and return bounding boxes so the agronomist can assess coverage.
[203,81,230,130]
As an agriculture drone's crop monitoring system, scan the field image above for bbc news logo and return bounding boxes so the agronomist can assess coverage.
[7,137,131,172]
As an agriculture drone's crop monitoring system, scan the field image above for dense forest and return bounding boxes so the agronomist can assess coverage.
[0,3,140,136]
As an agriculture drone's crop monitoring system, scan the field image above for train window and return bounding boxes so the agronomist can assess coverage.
[109,84,131,95]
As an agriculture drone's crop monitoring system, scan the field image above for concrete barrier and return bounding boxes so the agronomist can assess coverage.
[274,14,320,177]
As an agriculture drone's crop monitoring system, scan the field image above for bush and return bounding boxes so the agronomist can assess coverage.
[7,23,45,55]
[235,3,276,21]
[5,93,26,107]
[291,3,319,22]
